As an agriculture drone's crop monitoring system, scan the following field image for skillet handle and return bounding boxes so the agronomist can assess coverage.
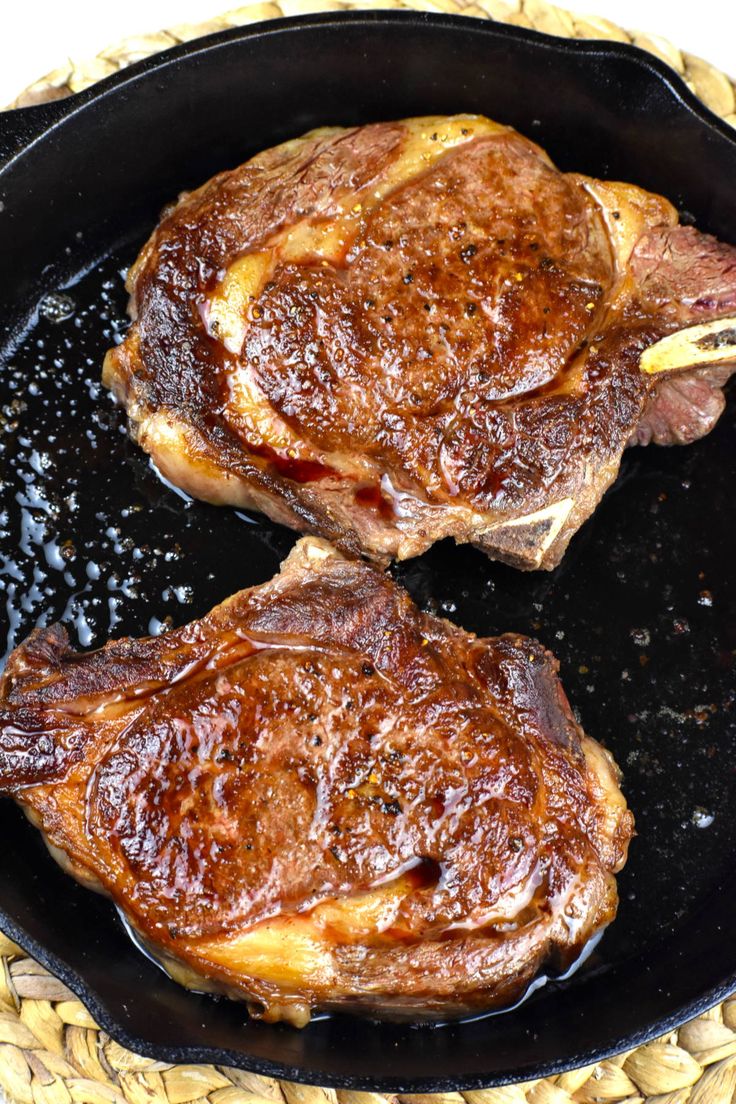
[0,99,73,170]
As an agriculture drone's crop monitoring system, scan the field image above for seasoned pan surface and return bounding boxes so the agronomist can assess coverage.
[0,13,734,1089]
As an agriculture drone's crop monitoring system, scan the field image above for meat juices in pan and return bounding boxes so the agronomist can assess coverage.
[104,114,736,569]
[0,539,632,1026]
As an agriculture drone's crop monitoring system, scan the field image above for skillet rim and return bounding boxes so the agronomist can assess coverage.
[0,9,735,1090]
[1,9,736,166]
[2,905,736,1092]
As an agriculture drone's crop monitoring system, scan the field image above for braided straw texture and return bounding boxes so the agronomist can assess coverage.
[0,929,735,1104]
[8,0,736,120]
[3,0,736,1101]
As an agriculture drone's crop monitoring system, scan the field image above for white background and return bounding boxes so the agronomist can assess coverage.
[0,0,734,107]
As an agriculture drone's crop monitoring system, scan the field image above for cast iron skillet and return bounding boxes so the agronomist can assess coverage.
[0,11,735,1091]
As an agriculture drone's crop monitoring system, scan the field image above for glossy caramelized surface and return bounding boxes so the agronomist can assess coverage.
[0,539,632,1025]
[104,115,736,571]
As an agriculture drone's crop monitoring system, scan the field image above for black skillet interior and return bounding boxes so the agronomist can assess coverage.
[1,11,735,1091]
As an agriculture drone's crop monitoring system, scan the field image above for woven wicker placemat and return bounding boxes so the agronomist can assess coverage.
[8,0,736,119]
[3,2,736,1102]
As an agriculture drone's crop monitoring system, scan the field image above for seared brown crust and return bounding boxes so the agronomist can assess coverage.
[0,538,633,1024]
[104,116,736,569]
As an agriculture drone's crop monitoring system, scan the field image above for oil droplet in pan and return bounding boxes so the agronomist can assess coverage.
[38,292,76,323]
[1,249,289,671]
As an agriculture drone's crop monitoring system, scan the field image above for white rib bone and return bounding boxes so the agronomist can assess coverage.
[640,317,736,376]
[487,498,574,559]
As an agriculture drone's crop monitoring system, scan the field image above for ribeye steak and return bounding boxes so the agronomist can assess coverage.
[0,538,633,1025]
[104,115,736,568]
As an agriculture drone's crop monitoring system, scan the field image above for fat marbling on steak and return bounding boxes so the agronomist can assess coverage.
[0,538,633,1025]
[104,115,736,569]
